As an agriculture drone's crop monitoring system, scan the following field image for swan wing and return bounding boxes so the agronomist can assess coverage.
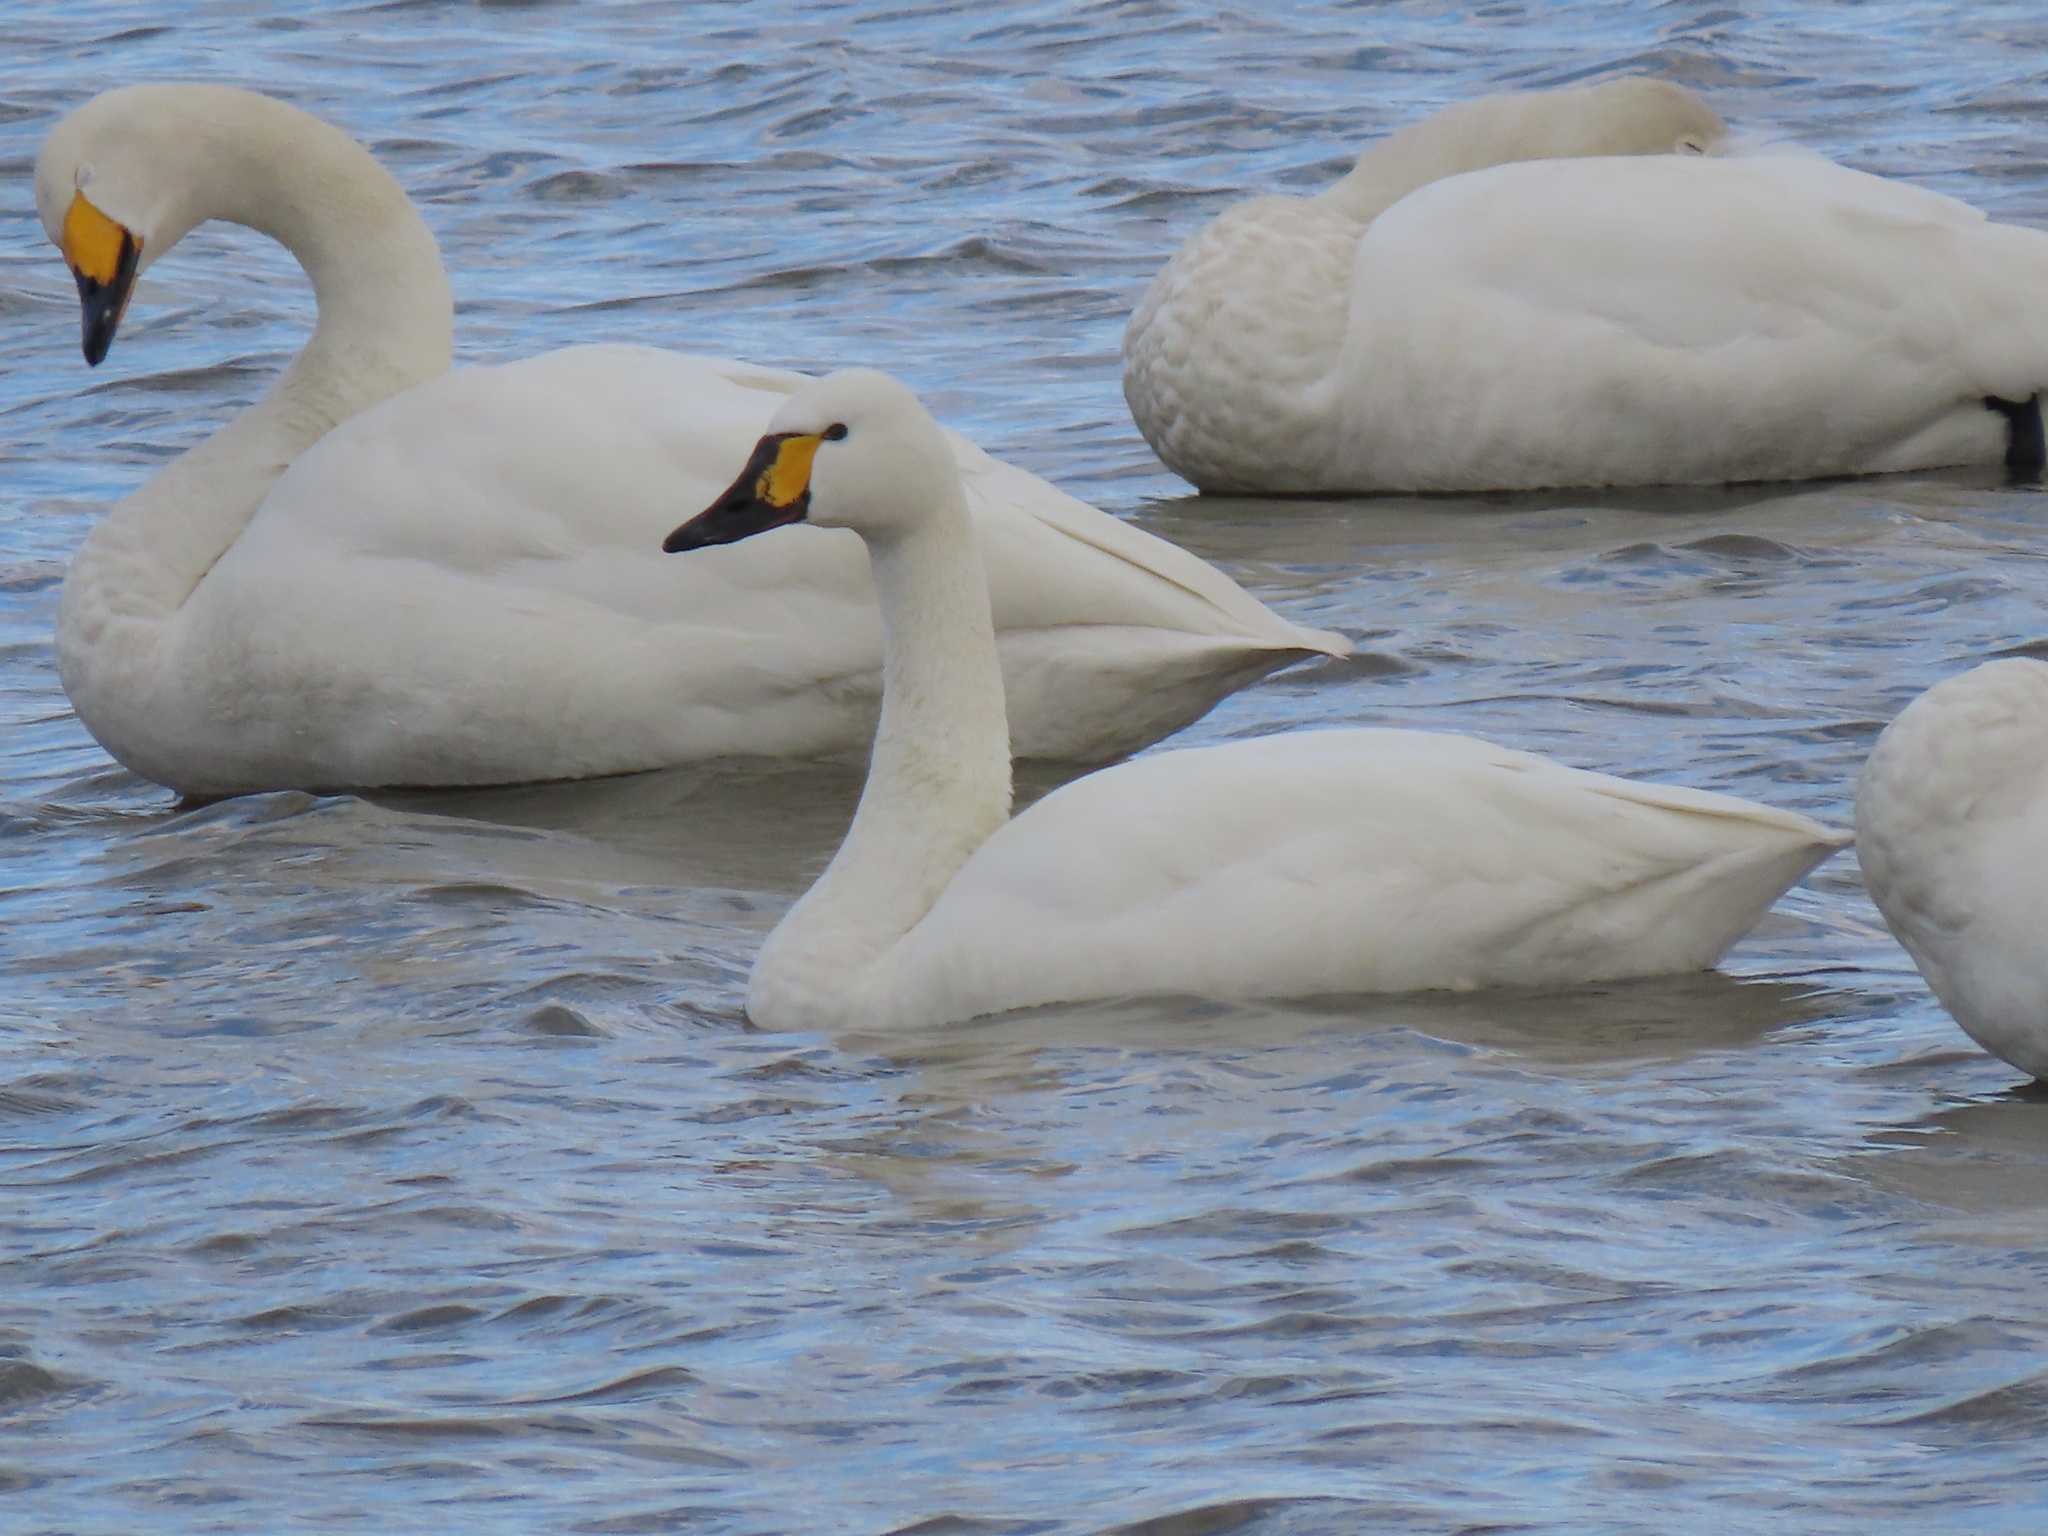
[165,345,1332,787]
[1340,153,2048,488]
[956,433,1343,649]
[885,728,1846,1023]
[240,343,1337,648]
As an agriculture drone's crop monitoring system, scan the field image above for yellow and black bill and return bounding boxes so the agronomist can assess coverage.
[61,191,142,367]
[664,428,836,552]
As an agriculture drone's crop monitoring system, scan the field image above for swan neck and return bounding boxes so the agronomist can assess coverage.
[866,506,1012,806]
[1317,98,1540,223]
[1319,128,1464,224]
[176,88,455,387]
[754,496,1013,1024]
[61,88,454,642]
[830,501,1013,927]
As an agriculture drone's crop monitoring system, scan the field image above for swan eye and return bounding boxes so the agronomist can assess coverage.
[1678,137,1705,155]
[823,423,848,441]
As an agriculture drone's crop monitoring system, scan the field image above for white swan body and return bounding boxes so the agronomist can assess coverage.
[1124,78,2048,494]
[38,84,1343,797]
[1857,659,2048,1081]
[667,369,1850,1032]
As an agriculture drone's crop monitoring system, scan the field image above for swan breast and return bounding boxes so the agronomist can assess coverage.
[1123,195,1362,493]
[1857,659,2048,1077]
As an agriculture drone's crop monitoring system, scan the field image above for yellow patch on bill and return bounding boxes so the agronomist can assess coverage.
[757,433,824,507]
[63,191,132,284]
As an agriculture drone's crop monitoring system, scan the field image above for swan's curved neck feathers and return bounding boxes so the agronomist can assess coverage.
[749,492,1013,1028]
[58,86,454,767]
[1316,86,1698,225]
[1316,96,1540,224]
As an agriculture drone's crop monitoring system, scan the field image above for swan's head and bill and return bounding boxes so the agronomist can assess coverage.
[1539,77,1726,158]
[666,369,956,552]
[665,425,842,550]
[56,192,140,368]
[34,88,185,367]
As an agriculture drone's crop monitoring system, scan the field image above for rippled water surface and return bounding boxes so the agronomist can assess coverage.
[7,4,2048,1532]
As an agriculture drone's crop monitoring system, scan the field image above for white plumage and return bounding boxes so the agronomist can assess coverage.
[1124,77,2048,494]
[1857,659,2048,1081]
[37,84,1342,798]
[668,368,1851,1031]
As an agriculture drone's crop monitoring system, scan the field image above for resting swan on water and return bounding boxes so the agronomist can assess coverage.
[666,369,1850,1031]
[35,84,1343,799]
[1857,660,2048,1084]
[1124,77,2048,494]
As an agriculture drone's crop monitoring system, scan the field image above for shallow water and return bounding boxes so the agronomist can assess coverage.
[6,3,2048,1532]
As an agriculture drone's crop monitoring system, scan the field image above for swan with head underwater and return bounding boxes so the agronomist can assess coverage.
[35,83,1344,800]
[1857,660,2048,1086]
[666,368,1851,1031]
[1124,76,2048,494]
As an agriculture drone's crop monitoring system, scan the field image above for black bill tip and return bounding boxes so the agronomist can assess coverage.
[663,432,813,553]
[663,494,806,553]
[73,229,140,368]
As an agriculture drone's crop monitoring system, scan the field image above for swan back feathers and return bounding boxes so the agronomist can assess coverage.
[872,728,1845,1028]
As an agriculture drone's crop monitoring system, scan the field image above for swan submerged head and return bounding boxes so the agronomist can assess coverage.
[666,368,960,552]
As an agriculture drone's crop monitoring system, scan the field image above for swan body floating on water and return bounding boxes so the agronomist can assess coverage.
[1123,77,2048,495]
[1857,659,2048,1083]
[666,368,1851,1031]
[35,84,1342,798]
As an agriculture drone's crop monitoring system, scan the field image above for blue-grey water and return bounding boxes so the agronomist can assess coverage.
[6,4,2048,1532]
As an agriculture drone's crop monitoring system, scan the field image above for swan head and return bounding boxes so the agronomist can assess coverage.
[1535,78,1726,158]
[665,369,958,552]
[35,86,204,367]
[1324,77,1726,224]
[1417,77,1727,166]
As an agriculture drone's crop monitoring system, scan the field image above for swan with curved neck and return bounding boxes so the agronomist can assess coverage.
[1857,659,2048,1083]
[42,85,452,784]
[667,369,1850,1031]
[1124,76,2048,494]
[36,84,1344,797]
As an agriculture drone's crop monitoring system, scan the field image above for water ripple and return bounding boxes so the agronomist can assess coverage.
[5,3,2048,1533]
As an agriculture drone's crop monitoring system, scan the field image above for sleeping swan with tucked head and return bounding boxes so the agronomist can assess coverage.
[1124,77,2048,494]
[666,369,1851,1031]
[36,83,1343,799]
[1857,659,2048,1084]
